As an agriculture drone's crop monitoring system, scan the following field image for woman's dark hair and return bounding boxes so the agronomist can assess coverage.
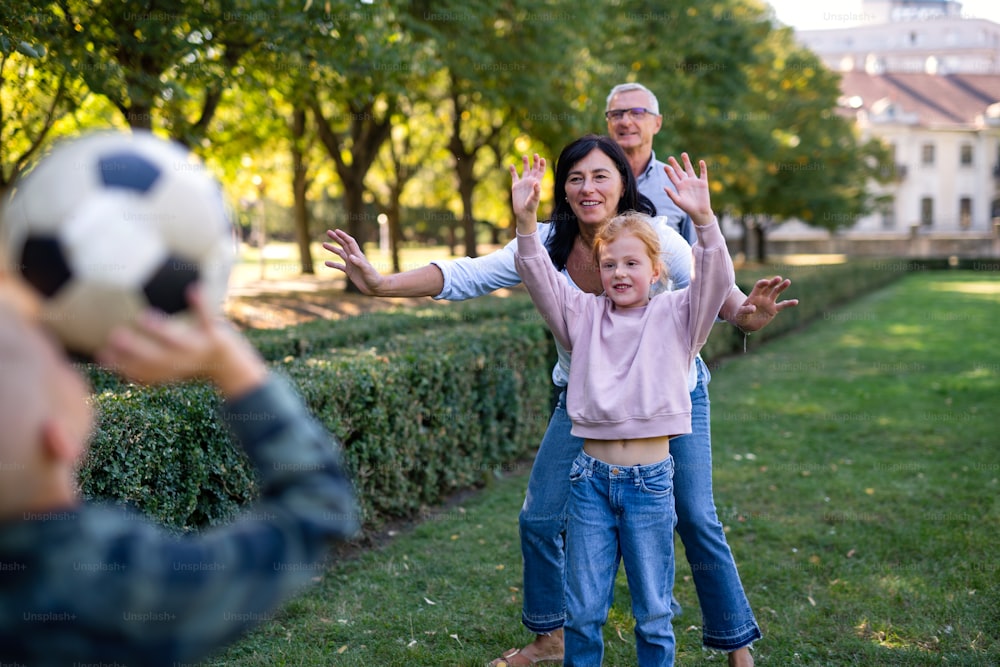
[545,134,656,271]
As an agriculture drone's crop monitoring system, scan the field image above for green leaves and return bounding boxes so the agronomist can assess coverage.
[3,0,889,268]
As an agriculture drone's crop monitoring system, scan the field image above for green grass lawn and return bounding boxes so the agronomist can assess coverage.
[206,270,999,667]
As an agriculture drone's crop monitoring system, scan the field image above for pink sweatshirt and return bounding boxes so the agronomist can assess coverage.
[515,220,734,440]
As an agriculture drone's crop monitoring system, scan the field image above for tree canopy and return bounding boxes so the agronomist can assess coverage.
[1,0,889,272]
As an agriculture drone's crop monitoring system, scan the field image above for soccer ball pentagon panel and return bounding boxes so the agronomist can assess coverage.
[0,130,234,357]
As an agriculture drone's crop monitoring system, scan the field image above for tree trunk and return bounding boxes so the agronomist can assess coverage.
[738,214,751,259]
[124,102,153,130]
[387,194,403,274]
[341,186,367,293]
[291,107,313,274]
[455,156,477,258]
[310,98,395,293]
[755,223,768,263]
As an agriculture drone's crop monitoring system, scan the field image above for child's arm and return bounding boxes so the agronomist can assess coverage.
[510,155,578,351]
[663,154,736,351]
[509,154,544,236]
[89,286,360,664]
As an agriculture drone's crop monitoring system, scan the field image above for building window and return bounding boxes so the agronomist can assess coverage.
[959,197,972,229]
[921,144,935,165]
[921,197,934,226]
[880,201,896,229]
[960,144,973,166]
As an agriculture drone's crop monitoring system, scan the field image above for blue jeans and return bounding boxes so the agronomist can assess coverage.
[673,359,761,650]
[564,452,676,667]
[518,357,761,650]
[518,389,582,634]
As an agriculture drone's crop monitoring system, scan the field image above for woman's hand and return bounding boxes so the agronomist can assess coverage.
[323,229,387,296]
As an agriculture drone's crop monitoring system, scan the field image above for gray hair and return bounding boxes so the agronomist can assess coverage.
[606,83,660,115]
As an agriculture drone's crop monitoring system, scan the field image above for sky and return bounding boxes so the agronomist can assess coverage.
[765,0,1000,30]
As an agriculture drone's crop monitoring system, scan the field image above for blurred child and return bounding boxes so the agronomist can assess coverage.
[0,276,359,666]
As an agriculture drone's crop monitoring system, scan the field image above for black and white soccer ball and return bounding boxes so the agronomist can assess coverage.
[0,130,234,356]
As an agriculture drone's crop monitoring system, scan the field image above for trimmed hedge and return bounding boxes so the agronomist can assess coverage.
[83,316,553,531]
[80,383,255,532]
[279,319,552,523]
[79,294,537,392]
[244,294,538,362]
[80,259,913,533]
[702,257,911,361]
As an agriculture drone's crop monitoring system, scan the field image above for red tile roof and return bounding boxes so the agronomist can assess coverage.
[838,71,1000,127]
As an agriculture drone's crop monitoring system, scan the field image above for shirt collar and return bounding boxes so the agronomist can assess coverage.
[641,150,659,179]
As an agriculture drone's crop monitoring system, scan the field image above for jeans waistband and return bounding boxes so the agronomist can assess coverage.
[576,450,673,479]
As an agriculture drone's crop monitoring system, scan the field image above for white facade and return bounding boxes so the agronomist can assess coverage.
[774,0,1000,244]
[856,114,1000,232]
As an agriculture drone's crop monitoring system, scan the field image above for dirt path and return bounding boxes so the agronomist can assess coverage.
[223,273,441,330]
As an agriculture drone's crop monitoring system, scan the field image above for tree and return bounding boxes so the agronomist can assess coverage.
[408,0,592,257]
[586,0,765,158]
[289,106,314,274]
[366,90,450,273]
[715,8,892,261]
[302,1,427,288]
[50,0,269,144]
[204,5,343,276]
[0,3,86,195]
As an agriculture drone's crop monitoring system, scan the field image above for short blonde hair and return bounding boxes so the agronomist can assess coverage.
[592,212,664,274]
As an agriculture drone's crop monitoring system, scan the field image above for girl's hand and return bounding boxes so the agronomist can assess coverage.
[509,154,546,233]
[664,153,714,225]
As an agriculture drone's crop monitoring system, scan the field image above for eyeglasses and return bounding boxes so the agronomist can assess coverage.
[604,107,657,121]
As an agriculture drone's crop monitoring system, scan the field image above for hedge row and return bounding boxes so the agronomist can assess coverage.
[702,257,911,361]
[83,316,553,531]
[81,382,255,531]
[81,294,537,392]
[80,258,912,533]
[244,294,538,362]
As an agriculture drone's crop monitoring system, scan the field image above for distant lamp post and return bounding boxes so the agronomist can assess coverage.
[377,213,389,256]
[252,174,266,280]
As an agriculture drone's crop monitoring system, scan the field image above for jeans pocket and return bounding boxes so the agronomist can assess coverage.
[569,459,587,483]
[638,470,673,497]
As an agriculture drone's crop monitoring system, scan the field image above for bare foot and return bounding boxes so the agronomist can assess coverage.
[488,629,564,666]
[728,646,754,667]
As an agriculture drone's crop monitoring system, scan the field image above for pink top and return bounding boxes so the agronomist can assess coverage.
[515,221,734,439]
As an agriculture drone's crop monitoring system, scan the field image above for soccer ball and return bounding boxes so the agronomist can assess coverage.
[0,130,234,357]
